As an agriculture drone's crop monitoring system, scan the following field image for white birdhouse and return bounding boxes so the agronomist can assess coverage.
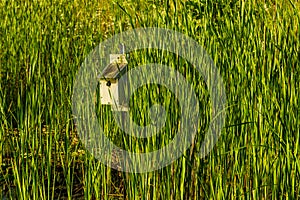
[98,51,129,111]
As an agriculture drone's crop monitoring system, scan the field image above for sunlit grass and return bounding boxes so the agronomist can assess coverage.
[0,0,299,199]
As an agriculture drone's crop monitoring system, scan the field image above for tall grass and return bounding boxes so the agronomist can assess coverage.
[0,0,299,199]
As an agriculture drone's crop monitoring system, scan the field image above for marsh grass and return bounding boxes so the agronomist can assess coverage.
[0,0,299,199]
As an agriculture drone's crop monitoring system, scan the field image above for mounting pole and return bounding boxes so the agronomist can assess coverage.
[119,43,125,54]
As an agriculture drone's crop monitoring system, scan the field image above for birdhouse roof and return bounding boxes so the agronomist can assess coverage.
[100,62,128,80]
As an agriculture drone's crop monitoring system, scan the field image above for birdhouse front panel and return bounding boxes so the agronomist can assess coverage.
[99,79,119,105]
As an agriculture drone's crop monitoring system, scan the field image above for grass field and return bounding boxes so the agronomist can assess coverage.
[0,0,299,199]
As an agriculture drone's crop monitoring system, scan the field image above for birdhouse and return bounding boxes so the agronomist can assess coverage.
[98,49,129,111]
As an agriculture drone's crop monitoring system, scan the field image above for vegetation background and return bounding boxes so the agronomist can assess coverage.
[0,0,299,199]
